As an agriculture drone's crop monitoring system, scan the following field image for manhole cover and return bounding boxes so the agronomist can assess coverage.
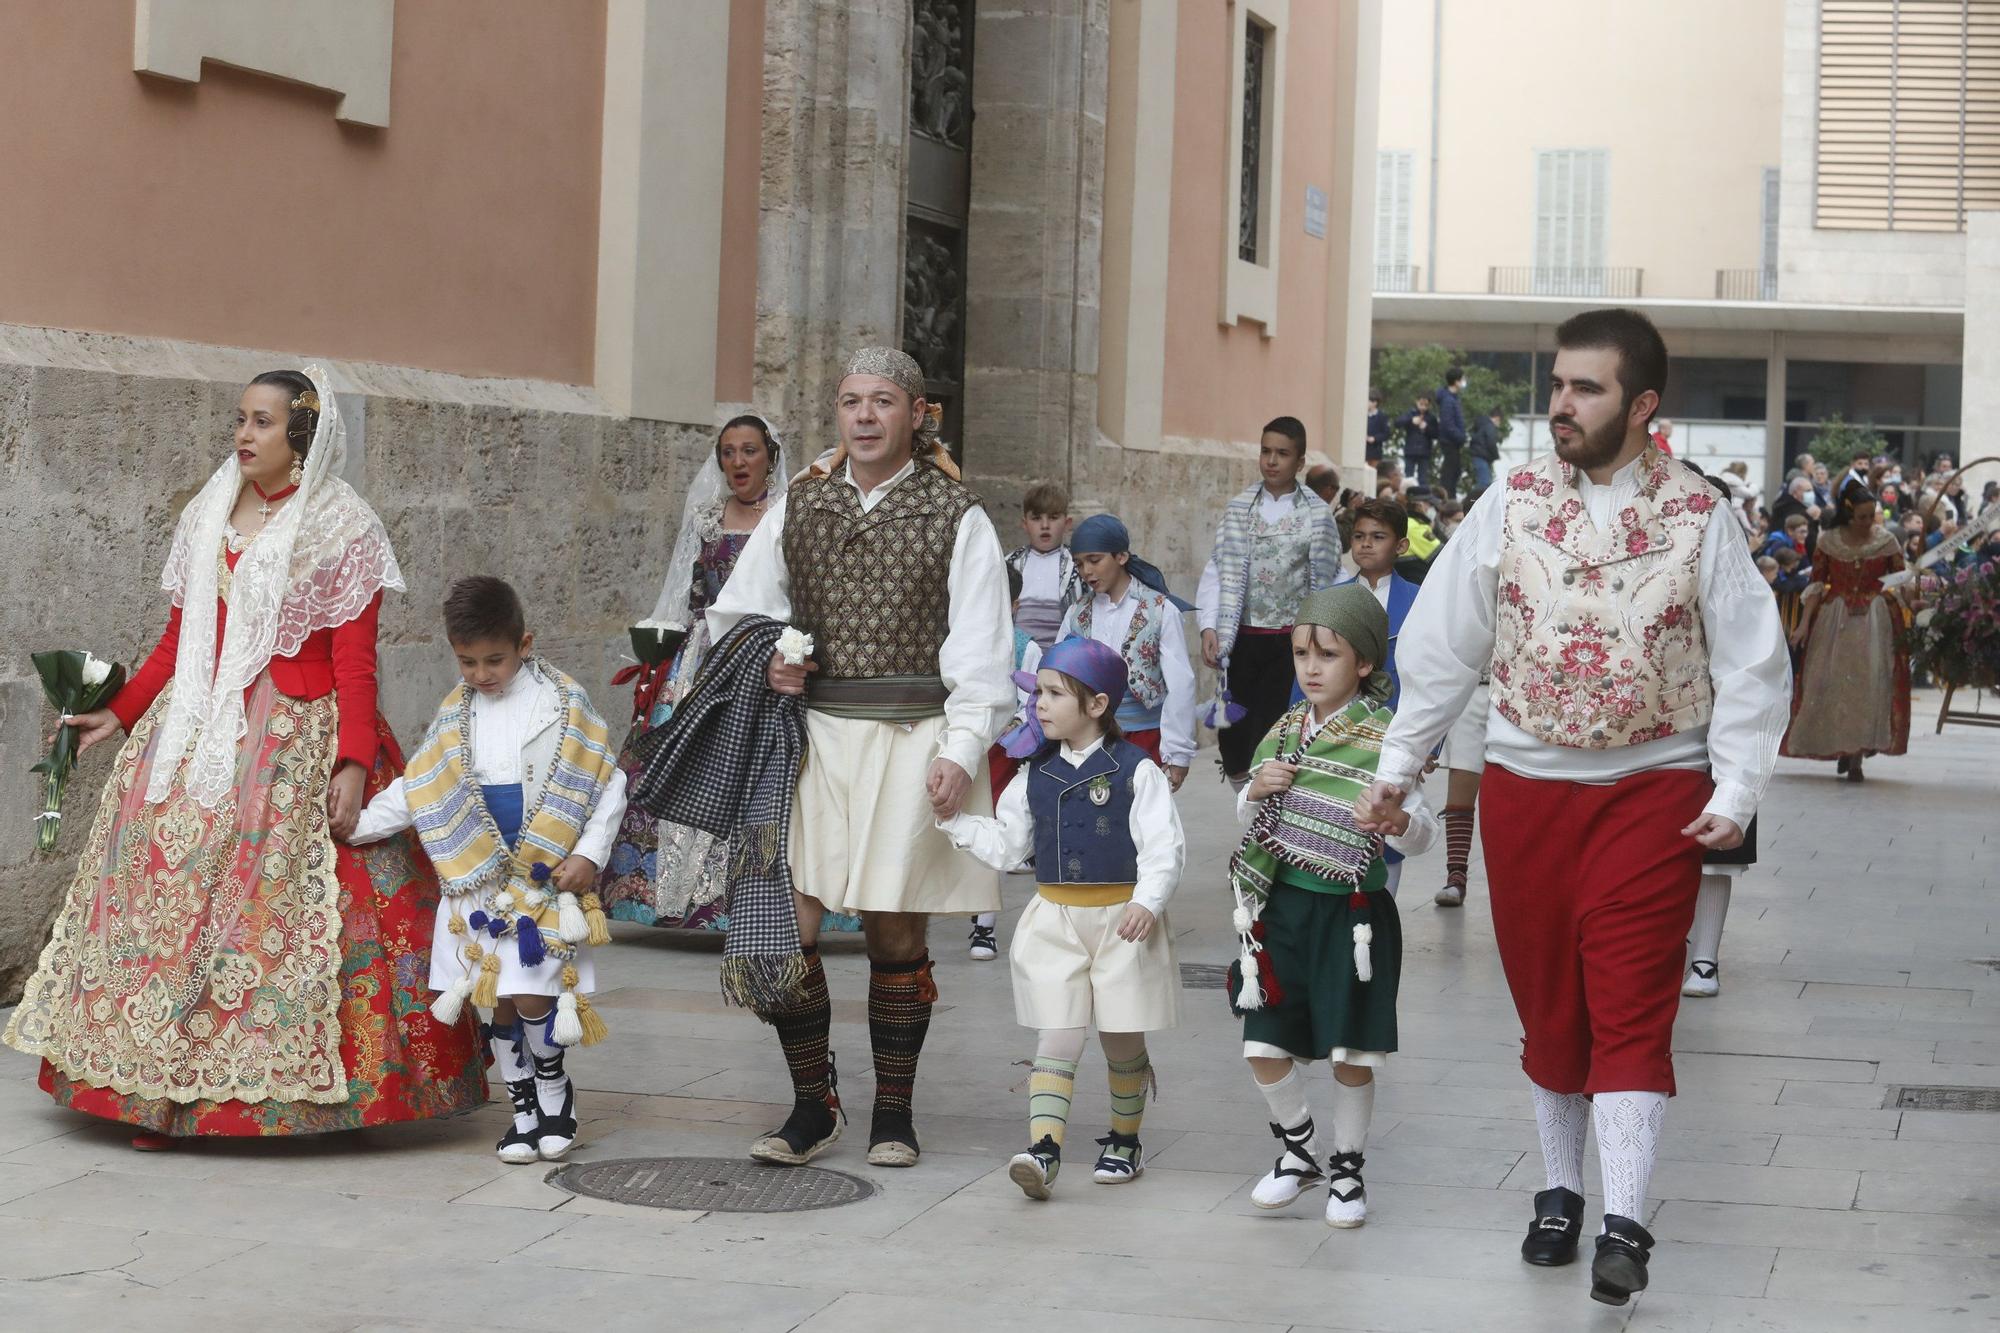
[1885,1086,2000,1113]
[551,1157,875,1212]
[1180,962,1232,990]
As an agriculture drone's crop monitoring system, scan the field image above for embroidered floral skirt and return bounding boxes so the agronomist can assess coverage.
[1782,595,1911,760]
[5,680,487,1136]
[599,691,861,932]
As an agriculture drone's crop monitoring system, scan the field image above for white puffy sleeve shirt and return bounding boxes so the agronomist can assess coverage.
[1378,460,1792,833]
[708,460,1016,779]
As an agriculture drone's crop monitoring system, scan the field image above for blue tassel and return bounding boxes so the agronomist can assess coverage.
[468,910,489,932]
[516,918,547,967]
[530,862,553,883]
[488,915,507,937]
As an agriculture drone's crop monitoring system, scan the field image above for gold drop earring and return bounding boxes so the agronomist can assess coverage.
[289,454,305,486]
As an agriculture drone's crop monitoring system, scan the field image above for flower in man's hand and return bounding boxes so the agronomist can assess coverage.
[777,627,815,667]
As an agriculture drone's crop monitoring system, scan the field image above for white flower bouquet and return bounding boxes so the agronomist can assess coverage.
[30,650,126,853]
[776,626,815,666]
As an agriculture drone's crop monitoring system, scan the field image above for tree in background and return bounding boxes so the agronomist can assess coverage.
[1369,345,1528,477]
[1806,415,1891,474]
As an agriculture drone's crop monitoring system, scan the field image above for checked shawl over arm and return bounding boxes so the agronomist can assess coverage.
[630,616,807,1009]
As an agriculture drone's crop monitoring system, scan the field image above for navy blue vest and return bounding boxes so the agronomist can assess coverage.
[1026,739,1150,885]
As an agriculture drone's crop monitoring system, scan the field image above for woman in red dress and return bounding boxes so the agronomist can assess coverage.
[1781,480,1912,781]
[4,367,485,1147]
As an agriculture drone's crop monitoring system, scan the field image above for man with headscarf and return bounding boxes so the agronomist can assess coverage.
[706,347,1014,1169]
[1052,513,1197,789]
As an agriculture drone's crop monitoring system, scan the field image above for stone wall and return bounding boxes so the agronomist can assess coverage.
[0,327,712,1002]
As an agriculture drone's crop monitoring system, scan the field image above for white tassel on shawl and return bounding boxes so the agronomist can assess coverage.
[1352,922,1374,983]
[430,975,474,1026]
[1231,901,1266,1011]
[556,892,589,944]
[552,991,584,1046]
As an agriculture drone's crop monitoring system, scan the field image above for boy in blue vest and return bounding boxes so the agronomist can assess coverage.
[941,637,1185,1198]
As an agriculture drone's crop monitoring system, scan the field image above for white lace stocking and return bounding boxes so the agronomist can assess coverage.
[1531,1082,1589,1194]
[1593,1090,1666,1222]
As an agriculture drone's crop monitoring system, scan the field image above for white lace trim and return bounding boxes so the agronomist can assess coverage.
[146,366,404,809]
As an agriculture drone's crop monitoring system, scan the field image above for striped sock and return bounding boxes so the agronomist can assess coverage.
[760,946,833,1107]
[867,952,937,1128]
[1028,1056,1078,1152]
[1106,1050,1152,1138]
[1443,805,1476,889]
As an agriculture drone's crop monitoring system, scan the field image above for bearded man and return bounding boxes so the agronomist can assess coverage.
[1355,309,1790,1307]
[707,347,1013,1168]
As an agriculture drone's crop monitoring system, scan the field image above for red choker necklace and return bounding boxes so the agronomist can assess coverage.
[251,480,299,520]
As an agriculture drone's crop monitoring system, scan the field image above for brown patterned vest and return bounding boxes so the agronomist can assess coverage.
[781,460,980,679]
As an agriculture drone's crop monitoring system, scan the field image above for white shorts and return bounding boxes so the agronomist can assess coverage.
[790,712,1002,915]
[1009,894,1182,1033]
[1438,682,1491,774]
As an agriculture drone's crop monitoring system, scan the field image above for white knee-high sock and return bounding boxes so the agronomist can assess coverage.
[1531,1082,1589,1195]
[973,911,996,929]
[1593,1090,1667,1223]
[1254,1064,1312,1135]
[1327,1075,1375,1153]
[1688,874,1731,965]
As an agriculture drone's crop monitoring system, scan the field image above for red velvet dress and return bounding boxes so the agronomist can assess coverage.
[10,547,486,1135]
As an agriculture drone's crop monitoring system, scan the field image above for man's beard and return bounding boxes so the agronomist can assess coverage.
[1550,409,1629,472]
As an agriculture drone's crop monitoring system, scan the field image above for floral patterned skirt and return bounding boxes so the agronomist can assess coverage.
[1783,595,1911,760]
[8,680,486,1136]
[599,687,861,933]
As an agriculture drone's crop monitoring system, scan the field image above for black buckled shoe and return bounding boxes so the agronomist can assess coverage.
[1520,1186,1585,1266]
[1590,1214,1655,1306]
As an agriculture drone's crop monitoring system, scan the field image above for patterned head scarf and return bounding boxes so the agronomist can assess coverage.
[819,345,961,481]
[1071,514,1194,611]
[997,635,1130,758]
[1295,585,1392,703]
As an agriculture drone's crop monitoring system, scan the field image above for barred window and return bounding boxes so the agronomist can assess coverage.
[1534,149,1609,280]
[1815,0,2000,232]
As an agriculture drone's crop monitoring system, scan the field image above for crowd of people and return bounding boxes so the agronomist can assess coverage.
[2,312,1967,1313]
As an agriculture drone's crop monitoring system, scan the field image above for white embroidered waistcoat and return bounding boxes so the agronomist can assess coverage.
[1490,446,1719,749]
[1073,585,1171,710]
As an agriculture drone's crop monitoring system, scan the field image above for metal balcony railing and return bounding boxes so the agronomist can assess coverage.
[1487,266,1645,298]
[1715,268,1779,301]
[1373,264,1421,293]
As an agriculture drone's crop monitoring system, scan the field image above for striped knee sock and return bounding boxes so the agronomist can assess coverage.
[759,945,834,1107]
[1028,1056,1078,1151]
[867,952,937,1127]
[1443,805,1476,889]
[1106,1050,1152,1138]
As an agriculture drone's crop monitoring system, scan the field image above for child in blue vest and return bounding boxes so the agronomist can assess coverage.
[941,636,1185,1199]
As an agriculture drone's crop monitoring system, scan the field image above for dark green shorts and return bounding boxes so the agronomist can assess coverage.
[1239,877,1401,1060]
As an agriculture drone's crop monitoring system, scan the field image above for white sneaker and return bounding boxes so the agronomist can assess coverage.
[1434,883,1465,907]
[1091,1133,1143,1183]
[1250,1119,1324,1209]
[1008,1137,1059,1201]
[968,922,998,961]
[1682,960,1720,998]
[1324,1151,1367,1228]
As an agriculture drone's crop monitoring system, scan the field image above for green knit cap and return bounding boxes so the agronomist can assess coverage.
[1294,584,1393,703]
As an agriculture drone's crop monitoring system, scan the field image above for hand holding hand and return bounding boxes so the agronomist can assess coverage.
[1200,629,1221,670]
[1116,902,1157,943]
[927,757,972,821]
[327,762,366,841]
[1166,764,1188,793]
[61,709,121,757]
[767,650,817,696]
[1352,779,1409,834]
[1246,760,1298,802]
[1681,813,1744,850]
[552,854,599,895]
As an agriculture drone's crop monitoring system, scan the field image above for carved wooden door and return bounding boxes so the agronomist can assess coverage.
[905,0,974,456]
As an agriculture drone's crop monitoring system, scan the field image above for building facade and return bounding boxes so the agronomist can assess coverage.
[0,0,1380,995]
[1369,0,1991,493]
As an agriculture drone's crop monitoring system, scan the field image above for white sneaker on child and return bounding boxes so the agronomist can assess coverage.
[1682,960,1720,998]
[968,921,998,961]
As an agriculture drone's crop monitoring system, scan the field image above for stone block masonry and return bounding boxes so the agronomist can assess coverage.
[0,327,714,1002]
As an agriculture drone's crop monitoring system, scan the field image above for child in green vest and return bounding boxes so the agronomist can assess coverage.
[1228,584,1437,1228]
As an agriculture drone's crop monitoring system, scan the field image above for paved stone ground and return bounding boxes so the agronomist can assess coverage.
[2,689,1997,1331]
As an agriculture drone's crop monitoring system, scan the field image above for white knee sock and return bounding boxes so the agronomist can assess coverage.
[1531,1082,1589,1195]
[1593,1090,1667,1223]
[973,911,997,929]
[1327,1074,1374,1153]
[1254,1064,1312,1133]
[1688,874,1731,965]
[521,1015,573,1117]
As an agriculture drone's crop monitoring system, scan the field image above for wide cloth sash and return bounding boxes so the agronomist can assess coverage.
[807,674,950,721]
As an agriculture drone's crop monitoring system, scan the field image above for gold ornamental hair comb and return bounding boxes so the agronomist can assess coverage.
[292,389,321,414]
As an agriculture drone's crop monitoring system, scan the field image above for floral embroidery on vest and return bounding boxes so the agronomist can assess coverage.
[1491,446,1715,748]
[1074,587,1169,709]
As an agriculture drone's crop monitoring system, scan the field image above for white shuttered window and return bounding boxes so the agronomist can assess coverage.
[1375,150,1412,270]
[1534,149,1608,288]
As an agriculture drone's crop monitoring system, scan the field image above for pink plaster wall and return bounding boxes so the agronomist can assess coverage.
[1161,0,1338,450]
[714,0,765,403]
[0,2,606,384]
